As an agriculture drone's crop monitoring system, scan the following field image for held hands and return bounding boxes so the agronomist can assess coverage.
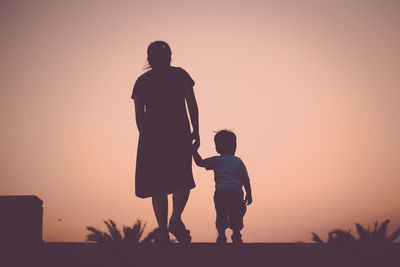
[192,131,200,151]
[245,194,253,205]
[192,141,200,151]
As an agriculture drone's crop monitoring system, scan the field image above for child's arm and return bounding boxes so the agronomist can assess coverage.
[241,162,253,205]
[243,178,253,205]
[192,143,206,168]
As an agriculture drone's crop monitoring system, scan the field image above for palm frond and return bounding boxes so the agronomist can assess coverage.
[104,219,123,242]
[135,220,146,241]
[311,232,324,244]
[387,227,400,243]
[328,229,355,244]
[312,219,400,244]
[356,223,370,242]
[373,221,378,232]
[141,227,160,244]
[375,219,390,241]
[122,220,146,243]
[86,226,112,243]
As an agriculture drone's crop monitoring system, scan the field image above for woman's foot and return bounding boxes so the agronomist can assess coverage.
[168,219,191,244]
[155,229,170,246]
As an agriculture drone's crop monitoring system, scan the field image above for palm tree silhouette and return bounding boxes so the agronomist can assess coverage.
[86,219,163,243]
[312,219,400,244]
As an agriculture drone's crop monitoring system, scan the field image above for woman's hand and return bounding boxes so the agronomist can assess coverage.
[191,131,200,149]
[192,138,200,152]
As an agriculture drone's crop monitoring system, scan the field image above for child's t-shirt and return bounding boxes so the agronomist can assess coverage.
[203,154,250,194]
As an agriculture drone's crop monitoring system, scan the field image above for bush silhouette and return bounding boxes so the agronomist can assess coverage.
[312,219,400,244]
[86,219,162,243]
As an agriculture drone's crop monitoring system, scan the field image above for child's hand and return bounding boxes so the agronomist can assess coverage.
[245,194,253,205]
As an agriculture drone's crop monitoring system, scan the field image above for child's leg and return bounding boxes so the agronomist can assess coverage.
[214,191,229,243]
[228,193,246,230]
[228,193,247,244]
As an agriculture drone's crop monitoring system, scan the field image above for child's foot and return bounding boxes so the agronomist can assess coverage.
[231,232,243,245]
[216,234,227,244]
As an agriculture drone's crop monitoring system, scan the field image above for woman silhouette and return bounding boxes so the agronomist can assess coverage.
[132,41,199,243]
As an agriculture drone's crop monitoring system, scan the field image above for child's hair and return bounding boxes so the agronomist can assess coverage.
[214,130,237,155]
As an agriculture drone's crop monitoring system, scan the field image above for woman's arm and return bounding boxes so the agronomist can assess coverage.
[134,95,145,133]
[184,80,200,145]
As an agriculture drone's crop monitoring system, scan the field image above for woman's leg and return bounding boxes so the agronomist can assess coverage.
[152,194,169,240]
[170,187,190,222]
[168,187,192,243]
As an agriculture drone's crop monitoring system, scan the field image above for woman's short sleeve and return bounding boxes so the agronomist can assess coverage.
[179,68,195,87]
[131,77,143,100]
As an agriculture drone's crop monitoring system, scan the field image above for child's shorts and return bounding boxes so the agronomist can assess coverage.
[214,189,246,231]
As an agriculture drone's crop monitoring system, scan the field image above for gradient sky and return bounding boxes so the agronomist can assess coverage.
[1,0,399,242]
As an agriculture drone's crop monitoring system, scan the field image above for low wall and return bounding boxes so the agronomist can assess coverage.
[0,195,43,243]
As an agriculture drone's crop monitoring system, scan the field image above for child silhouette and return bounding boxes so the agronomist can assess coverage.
[193,130,252,244]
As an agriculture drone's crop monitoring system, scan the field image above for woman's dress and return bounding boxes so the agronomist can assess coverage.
[132,66,196,198]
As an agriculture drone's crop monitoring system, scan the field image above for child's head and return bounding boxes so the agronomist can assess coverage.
[214,130,237,155]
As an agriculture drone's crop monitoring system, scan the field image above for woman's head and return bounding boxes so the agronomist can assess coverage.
[147,41,172,69]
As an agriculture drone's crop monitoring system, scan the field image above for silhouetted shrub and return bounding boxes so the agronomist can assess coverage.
[87,219,160,243]
[312,219,400,244]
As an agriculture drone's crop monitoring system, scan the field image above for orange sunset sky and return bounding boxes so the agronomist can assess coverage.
[1,0,399,242]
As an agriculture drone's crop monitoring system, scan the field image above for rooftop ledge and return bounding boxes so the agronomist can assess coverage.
[1,242,399,267]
